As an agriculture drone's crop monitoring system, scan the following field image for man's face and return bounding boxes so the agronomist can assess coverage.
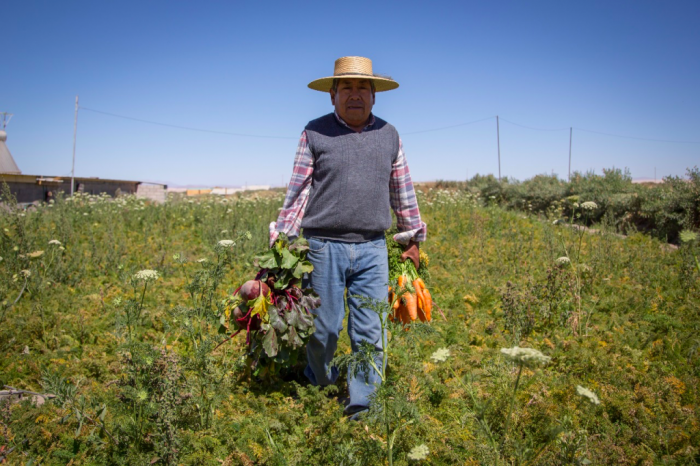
[330,78,375,129]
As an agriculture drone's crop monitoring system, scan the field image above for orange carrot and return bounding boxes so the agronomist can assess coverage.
[394,302,405,324]
[399,303,411,326]
[398,275,406,288]
[416,295,428,322]
[413,279,426,307]
[421,288,433,322]
[404,293,418,321]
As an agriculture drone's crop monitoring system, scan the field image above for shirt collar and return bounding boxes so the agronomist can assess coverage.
[334,111,375,131]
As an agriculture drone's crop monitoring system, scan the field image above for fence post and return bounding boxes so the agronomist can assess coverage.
[568,127,572,181]
[497,115,501,182]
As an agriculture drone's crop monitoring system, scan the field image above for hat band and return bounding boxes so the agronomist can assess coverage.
[335,72,375,77]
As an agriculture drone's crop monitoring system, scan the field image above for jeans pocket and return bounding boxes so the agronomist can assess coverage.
[368,237,387,250]
[307,237,328,253]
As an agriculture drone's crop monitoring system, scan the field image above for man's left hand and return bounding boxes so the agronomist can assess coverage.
[400,240,420,270]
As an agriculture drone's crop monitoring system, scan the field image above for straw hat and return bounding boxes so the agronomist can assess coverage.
[308,56,399,92]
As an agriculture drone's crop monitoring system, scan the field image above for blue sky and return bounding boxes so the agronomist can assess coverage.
[3,0,699,186]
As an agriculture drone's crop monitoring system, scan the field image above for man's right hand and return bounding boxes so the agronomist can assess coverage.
[269,222,279,248]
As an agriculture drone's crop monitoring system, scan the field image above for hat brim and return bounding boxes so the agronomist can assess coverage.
[308,75,399,92]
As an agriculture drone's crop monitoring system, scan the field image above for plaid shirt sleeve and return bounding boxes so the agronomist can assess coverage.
[269,131,313,246]
[390,138,427,244]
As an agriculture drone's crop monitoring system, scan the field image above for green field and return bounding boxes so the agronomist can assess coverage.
[1,184,699,465]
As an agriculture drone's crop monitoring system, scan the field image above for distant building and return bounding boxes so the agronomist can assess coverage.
[167,185,273,196]
[245,185,271,191]
[211,187,243,195]
[186,189,212,196]
[0,127,166,205]
[136,182,167,203]
[0,174,167,204]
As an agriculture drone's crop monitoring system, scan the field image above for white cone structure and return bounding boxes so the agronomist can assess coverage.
[0,130,21,174]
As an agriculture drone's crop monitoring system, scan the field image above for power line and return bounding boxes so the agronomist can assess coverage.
[402,116,496,135]
[79,105,700,144]
[500,116,700,143]
[499,117,569,132]
[81,105,496,137]
[573,126,700,144]
[79,106,298,140]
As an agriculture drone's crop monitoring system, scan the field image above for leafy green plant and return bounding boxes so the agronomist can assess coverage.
[220,233,319,378]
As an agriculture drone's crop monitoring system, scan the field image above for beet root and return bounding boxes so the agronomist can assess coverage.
[238,280,270,302]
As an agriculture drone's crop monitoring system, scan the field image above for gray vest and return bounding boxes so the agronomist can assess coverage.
[301,113,399,242]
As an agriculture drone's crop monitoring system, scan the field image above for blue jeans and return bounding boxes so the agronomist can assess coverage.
[303,236,388,414]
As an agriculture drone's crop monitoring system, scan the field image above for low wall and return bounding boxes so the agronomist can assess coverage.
[136,183,167,203]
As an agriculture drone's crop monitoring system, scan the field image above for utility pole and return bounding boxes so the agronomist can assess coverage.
[568,127,573,182]
[1,112,13,130]
[71,95,79,195]
[496,115,501,182]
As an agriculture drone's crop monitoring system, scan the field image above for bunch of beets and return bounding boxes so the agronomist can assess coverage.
[221,234,319,376]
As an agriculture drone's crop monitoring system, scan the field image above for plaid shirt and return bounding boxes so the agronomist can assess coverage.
[270,113,427,245]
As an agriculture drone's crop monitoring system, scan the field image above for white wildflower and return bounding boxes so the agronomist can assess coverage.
[220,230,229,234]
[578,264,592,273]
[576,385,600,405]
[133,269,160,282]
[20,269,31,277]
[27,250,44,259]
[580,201,598,211]
[407,444,429,461]
[48,239,62,246]
[500,346,551,366]
[83,212,88,216]
[59,246,65,251]
[555,256,571,266]
[430,348,451,363]
[197,258,208,263]
[0,256,3,262]
[217,239,235,248]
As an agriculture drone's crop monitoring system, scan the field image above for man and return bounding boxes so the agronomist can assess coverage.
[270,56,426,418]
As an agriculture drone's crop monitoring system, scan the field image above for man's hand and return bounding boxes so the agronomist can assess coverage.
[269,222,279,248]
[400,240,420,270]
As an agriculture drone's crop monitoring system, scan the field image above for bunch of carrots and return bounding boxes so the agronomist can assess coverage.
[388,260,432,324]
